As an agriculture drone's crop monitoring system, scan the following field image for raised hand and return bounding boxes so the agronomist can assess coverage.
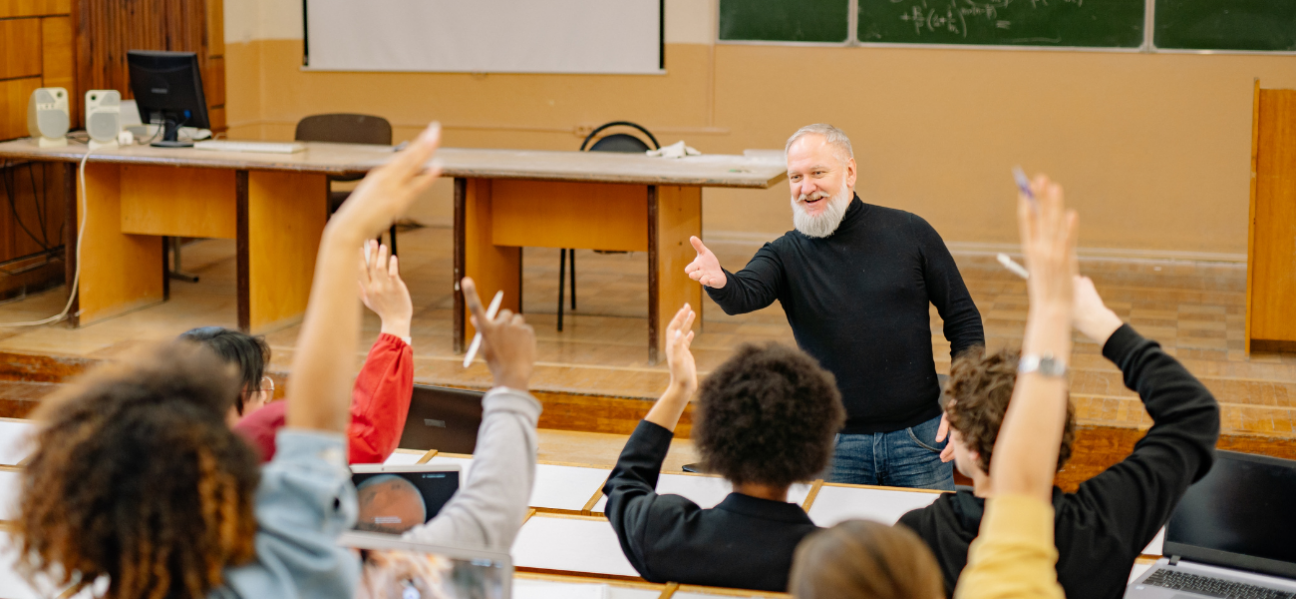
[685,236,727,289]
[360,240,413,341]
[1018,175,1079,317]
[333,123,442,240]
[665,303,698,393]
[1072,275,1122,345]
[462,277,535,391]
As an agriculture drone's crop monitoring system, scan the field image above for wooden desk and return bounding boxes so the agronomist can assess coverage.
[0,140,785,352]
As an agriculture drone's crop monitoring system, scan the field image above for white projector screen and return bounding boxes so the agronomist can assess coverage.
[304,0,662,74]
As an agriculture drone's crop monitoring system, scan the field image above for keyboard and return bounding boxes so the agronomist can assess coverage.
[193,140,306,154]
[1144,569,1296,599]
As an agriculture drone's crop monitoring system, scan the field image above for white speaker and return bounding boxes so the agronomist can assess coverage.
[85,90,122,150]
[27,87,69,148]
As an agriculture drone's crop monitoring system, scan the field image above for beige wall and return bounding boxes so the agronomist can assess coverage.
[224,0,1296,259]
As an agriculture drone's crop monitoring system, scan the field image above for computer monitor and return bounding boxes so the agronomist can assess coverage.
[126,50,210,148]
[1165,450,1296,579]
[338,531,512,599]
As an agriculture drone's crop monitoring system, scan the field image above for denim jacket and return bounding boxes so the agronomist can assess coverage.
[209,429,360,599]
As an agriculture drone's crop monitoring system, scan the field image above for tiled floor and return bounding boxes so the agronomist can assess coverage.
[0,225,1292,437]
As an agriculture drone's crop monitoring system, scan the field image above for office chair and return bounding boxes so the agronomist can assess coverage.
[554,121,661,331]
[295,114,399,253]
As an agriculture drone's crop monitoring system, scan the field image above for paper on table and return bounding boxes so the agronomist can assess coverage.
[0,470,21,521]
[512,579,609,599]
[1143,527,1166,556]
[592,474,814,513]
[428,457,610,512]
[383,449,425,466]
[513,517,639,578]
[806,485,941,527]
[0,420,33,466]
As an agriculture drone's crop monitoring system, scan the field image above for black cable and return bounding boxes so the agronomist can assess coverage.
[0,160,51,252]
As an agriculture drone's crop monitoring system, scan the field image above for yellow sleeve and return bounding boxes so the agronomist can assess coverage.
[953,494,1065,599]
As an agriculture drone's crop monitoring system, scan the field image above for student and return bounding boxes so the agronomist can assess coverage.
[789,520,944,599]
[898,177,1220,598]
[602,305,845,592]
[13,124,538,598]
[227,240,417,463]
[178,326,274,426]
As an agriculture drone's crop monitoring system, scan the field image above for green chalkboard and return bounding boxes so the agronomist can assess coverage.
[857,0,1145,47]
[719,0,850,43]
[1154,0,1296,51]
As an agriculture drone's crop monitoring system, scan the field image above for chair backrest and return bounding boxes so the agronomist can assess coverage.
[294,113,393,145]
[580,121,660,152]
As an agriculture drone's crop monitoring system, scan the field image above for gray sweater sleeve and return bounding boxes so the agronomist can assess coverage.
[401,387,541,551]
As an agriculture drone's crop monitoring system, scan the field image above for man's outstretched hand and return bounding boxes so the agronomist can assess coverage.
[463,277,535,391]
[360,240,413,341]
[685,236,727,289]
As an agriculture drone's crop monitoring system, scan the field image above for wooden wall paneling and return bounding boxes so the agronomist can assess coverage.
[1246,79,1260,354]
[649,185,702,364]
[490,180,649,252]
[244,170,327,332]
[0,162,67,298]
[205,0,223,58]
[74,162,164,324]
[40,16,75,98]
[0,0,69,18]
[0,78,42,141]
[1250,88,1296,350]
[204,55,225,108]
[118,165,236,238]
[0,19,43,81]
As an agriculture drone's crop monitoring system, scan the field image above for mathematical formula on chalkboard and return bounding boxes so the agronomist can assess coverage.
[889,0,1084,41]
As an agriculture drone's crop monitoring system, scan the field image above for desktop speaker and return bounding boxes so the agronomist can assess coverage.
[85,90,122,150]
[27,87,69,148]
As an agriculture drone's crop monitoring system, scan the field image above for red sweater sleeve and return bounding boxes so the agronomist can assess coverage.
[347,333,415,464]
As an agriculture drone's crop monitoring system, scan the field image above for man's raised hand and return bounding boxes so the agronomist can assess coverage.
[463,277,535,391]
[333,123,442,240]
[685,236,727,289]
[1073,275,1122,345]
[665,303,698,393]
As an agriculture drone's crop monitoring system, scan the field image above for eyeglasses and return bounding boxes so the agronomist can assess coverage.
[260,376,275,396]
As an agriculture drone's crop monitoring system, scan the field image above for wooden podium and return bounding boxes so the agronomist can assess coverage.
[1246,80,1296,353]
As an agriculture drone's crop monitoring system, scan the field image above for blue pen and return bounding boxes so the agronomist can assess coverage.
[1012,166,1036,206]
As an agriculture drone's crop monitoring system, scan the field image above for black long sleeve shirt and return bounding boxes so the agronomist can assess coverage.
[897,324,1222,598]
[707,196,984,433]
[602,421,818,592]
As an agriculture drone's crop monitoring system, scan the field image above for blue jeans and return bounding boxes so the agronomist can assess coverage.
[827,414,954,491]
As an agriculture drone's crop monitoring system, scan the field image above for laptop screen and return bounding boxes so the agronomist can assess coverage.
[1166,450,1296,579]
[353,467,461,534]
[339,531,512,599]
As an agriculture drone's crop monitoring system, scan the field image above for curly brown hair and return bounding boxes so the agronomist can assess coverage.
[944,346,1076,474]
[790,519,944,599]
[16,341,261,599]
[693,343,845,488]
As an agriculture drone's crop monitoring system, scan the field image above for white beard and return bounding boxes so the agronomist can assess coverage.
[791,180,852,238]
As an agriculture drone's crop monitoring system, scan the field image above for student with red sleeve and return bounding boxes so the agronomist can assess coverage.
[207,240,415,463]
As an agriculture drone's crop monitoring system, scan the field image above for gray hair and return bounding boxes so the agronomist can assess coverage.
[785,124,854,163]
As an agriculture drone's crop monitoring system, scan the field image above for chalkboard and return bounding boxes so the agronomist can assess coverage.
[719,0,850,43]
[858,0,1145,47]
[1154,0,1296,51]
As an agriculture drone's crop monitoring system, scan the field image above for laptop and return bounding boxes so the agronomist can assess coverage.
[1126,450,1296,599]
[338,531,512,599]
[352,464,461,534]
[398,385,485,454]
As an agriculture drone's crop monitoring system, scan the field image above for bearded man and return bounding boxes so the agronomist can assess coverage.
[685,124,984,490]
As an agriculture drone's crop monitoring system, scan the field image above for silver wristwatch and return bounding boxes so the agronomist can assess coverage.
[1018,353,1069,378]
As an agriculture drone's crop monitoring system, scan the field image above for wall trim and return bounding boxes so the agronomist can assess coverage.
[703,230,1247,265]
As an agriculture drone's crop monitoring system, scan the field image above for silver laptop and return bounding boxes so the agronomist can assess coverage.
[339,530,512,599]
[1126,451,1296,599]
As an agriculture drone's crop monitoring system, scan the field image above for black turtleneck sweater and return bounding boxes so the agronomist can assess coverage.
[706,196,984,434]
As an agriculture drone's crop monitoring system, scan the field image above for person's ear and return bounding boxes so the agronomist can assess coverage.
[845,157,857,190]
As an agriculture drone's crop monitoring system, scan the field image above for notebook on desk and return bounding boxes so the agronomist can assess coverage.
[1126,451,1296,598]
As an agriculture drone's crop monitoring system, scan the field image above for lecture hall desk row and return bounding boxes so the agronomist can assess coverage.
[0,420,1162,597]
[0,139,786,362]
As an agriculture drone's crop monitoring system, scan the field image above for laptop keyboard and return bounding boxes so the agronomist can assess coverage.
[1144,569,1296,599]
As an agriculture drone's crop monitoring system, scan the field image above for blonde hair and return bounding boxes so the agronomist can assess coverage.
[785,123,854,163]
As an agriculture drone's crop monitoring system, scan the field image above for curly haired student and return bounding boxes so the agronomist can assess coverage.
[602,304,845,593]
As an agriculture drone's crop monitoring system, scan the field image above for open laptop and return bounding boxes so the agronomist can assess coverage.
[352,464,461,534]
[339,531,511,599]
[1126,450,1296,599]
[398,385,485,454]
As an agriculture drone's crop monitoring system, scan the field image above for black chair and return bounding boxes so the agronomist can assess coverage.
[295,114,400,253]
[554,121,661,331]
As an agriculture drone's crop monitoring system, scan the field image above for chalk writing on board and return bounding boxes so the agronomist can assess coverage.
[891,0,1084,39]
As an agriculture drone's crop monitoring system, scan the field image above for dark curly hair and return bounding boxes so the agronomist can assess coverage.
[791,519,944,599]
[16,341,262,599]
[693,343,845,488]
[178,326,271,416]
[944,346,1076,474]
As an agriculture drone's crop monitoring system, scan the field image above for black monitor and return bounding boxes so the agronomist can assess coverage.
[1165,450,1296,579]
[126,50,210,148]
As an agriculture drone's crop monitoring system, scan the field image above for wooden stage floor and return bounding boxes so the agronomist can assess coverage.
[0,225,1293,443]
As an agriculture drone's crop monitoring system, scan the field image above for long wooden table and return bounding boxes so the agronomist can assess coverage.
[0,139,785,358]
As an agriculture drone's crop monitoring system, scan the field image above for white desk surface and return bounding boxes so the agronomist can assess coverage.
[806,484,943,527]
[513,577,661,599]
[0,139,788,188]
[429,456,608,512]
[0,470,20,521]
[513,515,639,578]
[382,449,428,466]
[592,473,813,514]
[0,420,33,467]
